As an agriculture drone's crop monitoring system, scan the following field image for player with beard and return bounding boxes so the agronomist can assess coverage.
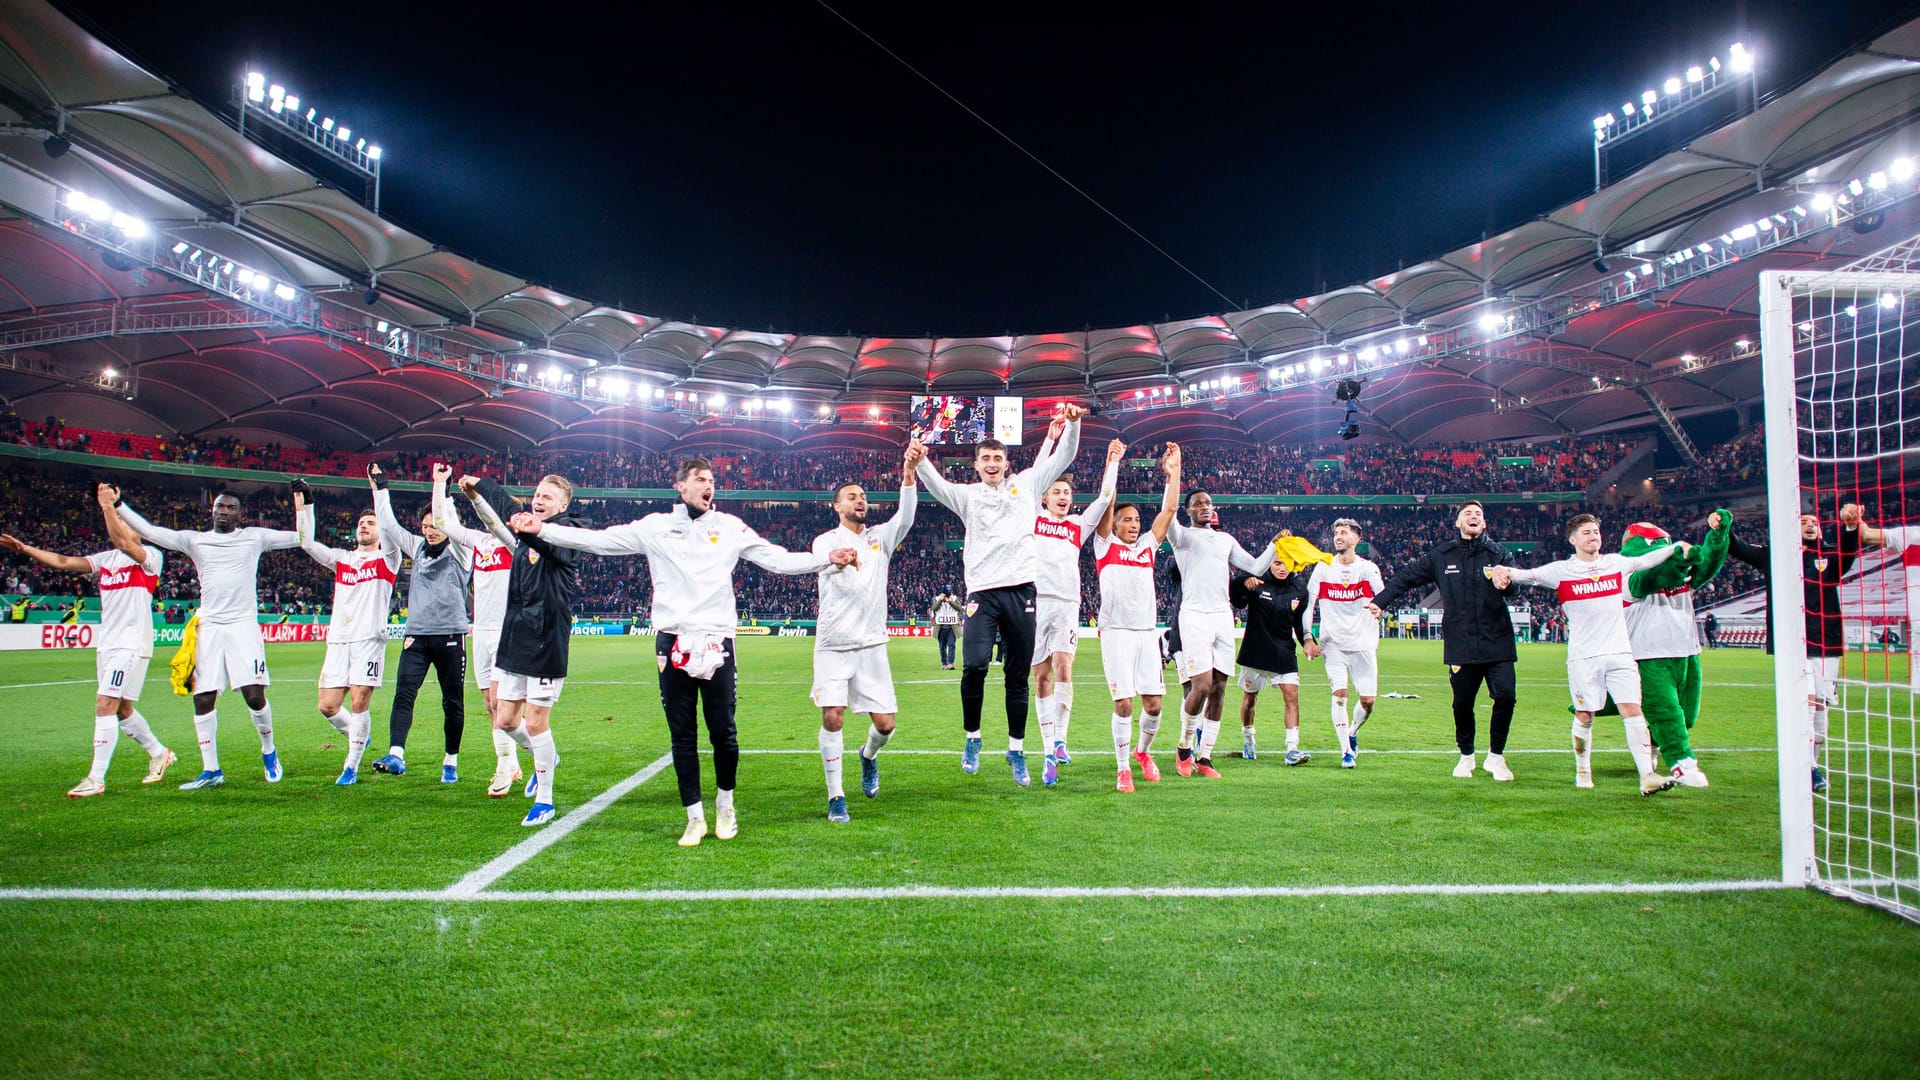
[1168,490,1273,777]
[1303,519,1386,767]
[116,488,303,789]
[1028,436,1123,785]
[1092,443,1181,791]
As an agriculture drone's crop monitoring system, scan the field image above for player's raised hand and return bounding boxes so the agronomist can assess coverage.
[367,462,387,490]
[829,546,860,568]
[1839,503,1863,526]
[457,475,482,497]
[1162,442,1182,473]
[904,443,925,471]
[0,533,25,554]
[508,511,541,535]
[1061,403,1084,422]
[1106,438,1126,463]
[95,482,119,508]
[431,462,453,483]
[1047,415,1065,442]
[290,477,310,510]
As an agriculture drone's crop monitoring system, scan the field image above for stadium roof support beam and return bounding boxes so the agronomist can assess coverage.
[1635,384,1702,465]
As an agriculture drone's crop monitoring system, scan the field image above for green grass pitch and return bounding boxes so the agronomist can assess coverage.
[2,636,1916,1078]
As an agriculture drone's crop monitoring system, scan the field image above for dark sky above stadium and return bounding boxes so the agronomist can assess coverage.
[61,0,1920,337]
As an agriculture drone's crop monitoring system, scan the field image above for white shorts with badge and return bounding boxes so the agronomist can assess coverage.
[496,670,564,707]
[1177,610,1238,679]
[811,643,897,715]
[1101,628,1165,702]
[1035,598,1079,659]
[319,637,386,689]
[192,620,270,694]
[1568,652,1641,712]
[1323,645,1379,696]
[472,628,502,690]
[96,647,151,701]
[1803,655,1841,704]
[1238,666,1300,693]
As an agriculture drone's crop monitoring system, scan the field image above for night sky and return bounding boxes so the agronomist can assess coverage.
[60,0,1920,336]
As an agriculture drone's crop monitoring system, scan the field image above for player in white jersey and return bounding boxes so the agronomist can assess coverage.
[1168,487,1274,777]
[1093,442,1181,792]
[1859,519,1919,692]
[1303,518,1386,768]
[1029,437,1124,785]
[811,446,921,822]
[1494,513,1682,795]
[0,483,175,795]
[295,470,402,786]
[116,487,302,789]
[432,469,517,792]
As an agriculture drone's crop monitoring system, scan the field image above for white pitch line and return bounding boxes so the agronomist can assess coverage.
[0,679,96,690]
[735,747,1778,756]
[0,879,1795,904]
[444,751,674,898]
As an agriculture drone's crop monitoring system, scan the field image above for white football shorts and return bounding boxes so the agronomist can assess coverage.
[96,647,151,702]
[1101,627,1165,702]
[1177,610,1237,679]
[810,643,898,715]
[496,670,564,707]
[319,637,387,689]
[1568,652,1641,712]
[1034,598,1080,659]
[1323,645,1379,697]
[191,620,270,694]
[472,628,502,691]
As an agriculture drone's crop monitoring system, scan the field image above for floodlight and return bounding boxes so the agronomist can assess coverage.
[236,268,255,285]
[321,117,335,132]
[1868,171,1888,191]
[171,242,189,255]
[818,404,832,416]
[1728,43,1752,74]
[1686,66,1703,83]
[1880,293,1900,309]
[1641,90,1658,107]
[1663,77,1681,95]
[336,127,350,142]
[273,283,295,300]
[1892,157,1915,181]
[367,145,382,161]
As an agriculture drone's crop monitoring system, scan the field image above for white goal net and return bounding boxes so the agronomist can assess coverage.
[1760,234,1920,923]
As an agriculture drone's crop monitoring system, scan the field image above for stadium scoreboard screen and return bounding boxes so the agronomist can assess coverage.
[908,395,1024,445]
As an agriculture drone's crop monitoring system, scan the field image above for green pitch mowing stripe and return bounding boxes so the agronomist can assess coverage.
[4,891,1916,1078]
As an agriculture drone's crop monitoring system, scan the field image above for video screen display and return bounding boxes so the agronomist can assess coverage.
[908,395,1024,445]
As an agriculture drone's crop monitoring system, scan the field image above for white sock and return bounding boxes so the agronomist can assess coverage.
[1179,709,1200,750]
[444,752,459,767]
[1112,713,1133,771]
[1331,698,1350,751]
[686,800,705,821]
[860,724,891,760]
[529,729,557,803]
[1352,701,1372,733]
[1008,736,1024,753]
[88,714,117,781]
[1285,725,1300,751]
[249,703,275,755]
[344,710,371,772]
[820,727,845,799]
[193,710,220,772]
[1138,711,1161,752]
[1036,693,1056,753]
[1621,714,1656,777]
[390,745,407,761]
[505,724,534,751]
[1571,720,1593,772]
[1810,703,1829,761]
[492,726,517,762]
[323,708,350,736]
[1054,684,1074,747]
[1198,718,1221,761]
[716,788,734,813]
[119,710,163,755]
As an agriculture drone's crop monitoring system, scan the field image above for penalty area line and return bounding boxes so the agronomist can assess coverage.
[444,751,674,898]
[0,879,1796,904]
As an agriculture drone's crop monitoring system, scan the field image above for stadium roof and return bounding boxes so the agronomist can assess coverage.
[1,0,1918,455]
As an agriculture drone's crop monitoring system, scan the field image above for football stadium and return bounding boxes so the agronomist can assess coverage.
[2,1,1919,1075]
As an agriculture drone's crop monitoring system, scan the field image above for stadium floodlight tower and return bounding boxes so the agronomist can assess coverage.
[234,69,383,212]
[1591,42,1757,190]
[1758,230,1920,924]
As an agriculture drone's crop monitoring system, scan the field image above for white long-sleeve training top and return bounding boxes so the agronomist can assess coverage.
[117,504,300,625]
[536,504,838,638]
[1169,518,1272,615]
[1508,547,1677,660]
[812,484,917,651]
[915,419,1080,594]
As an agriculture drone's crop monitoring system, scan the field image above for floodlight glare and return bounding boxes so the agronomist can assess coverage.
[321,117,334,131]
[1728,42,1752,74]
[335,127,350,142]
[1663,77,1681,95]
[1868,171,1888,191]
[1892,157,1915,181]
[284,95,298,111]
[1848,178,1866,196]
[1880,293,1900,309]
[236,268,255,285]
[818,404,832,416]
[1641,89,1659,107]
[268,84,284,100]
[1686,66,1703,83]
[273,283,295,300]
[367,145,382,161]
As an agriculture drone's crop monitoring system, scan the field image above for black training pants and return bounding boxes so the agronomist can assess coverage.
[937,626,957,666]
[960,584,1035,740]
[1448,660,1516,755]
[389,634,467,753]
[657,634,740,807]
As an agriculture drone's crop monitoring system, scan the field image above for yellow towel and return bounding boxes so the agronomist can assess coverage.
[169,611,199,697]
[1273,534,1333,573]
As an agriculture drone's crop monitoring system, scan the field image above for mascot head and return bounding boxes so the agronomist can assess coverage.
[1621,521,1671,558]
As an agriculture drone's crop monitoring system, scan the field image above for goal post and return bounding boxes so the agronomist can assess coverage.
[1759,234,1920,923]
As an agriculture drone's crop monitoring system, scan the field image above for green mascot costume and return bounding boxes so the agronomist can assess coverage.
[1605,511,1731,787]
